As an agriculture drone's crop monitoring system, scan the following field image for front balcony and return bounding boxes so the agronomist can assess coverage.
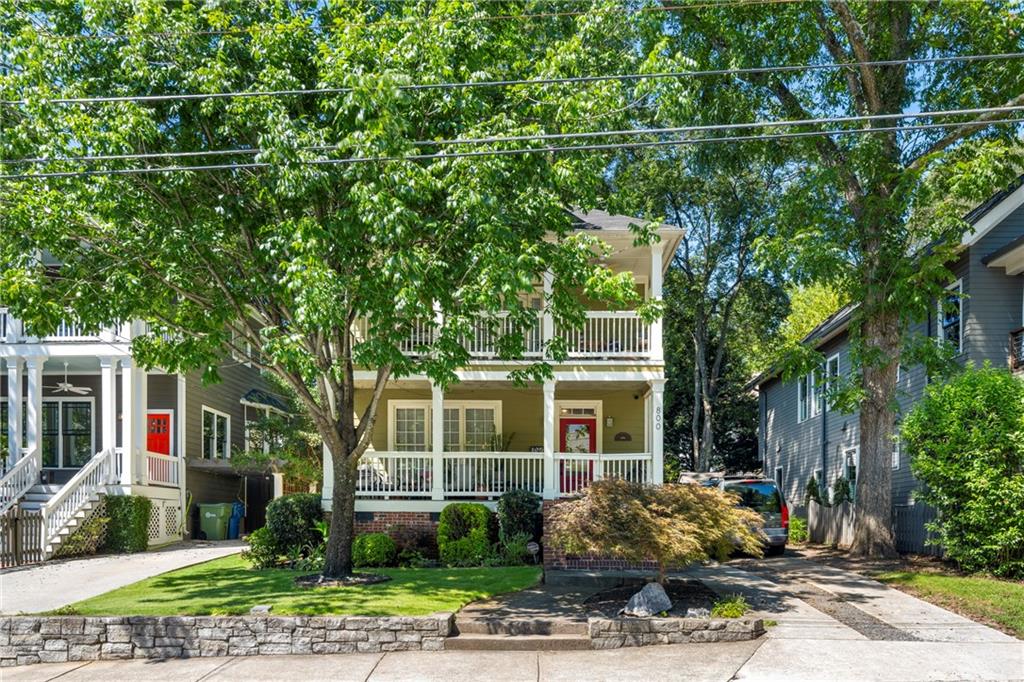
[357,310,660,363]
[0,309,129,345]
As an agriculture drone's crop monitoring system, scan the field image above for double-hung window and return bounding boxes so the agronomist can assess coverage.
[202,406,231,459]
[892,433,901,470]
[389,401,501,451]
[797,374,810,423]
[939,279,963,354]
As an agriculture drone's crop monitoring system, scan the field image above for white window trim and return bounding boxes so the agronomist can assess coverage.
[201,405,231,460]
[938,278,964,354]
[797,374,811,423]
[824,354,840,411]
[892,432,901,470]
[556,400,604,454]
[387,399,503,452]
[145,408,175,457]
[40,396,96,469]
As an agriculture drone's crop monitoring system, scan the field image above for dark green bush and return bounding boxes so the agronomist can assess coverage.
[437,503,494,566]
[388,523,438,560]
[352,532,397,567]
[804,474,825,506]
[104,495,152,553]
[830,476,853,505]
[265,493,322,554]
[498,531,533,565]
[903,366,1024,577]
[242,526,280,569]
[496,489,541,543]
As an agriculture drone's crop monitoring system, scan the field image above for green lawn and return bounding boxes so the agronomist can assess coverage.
[60,555,542,616]
[874,570,1024,639]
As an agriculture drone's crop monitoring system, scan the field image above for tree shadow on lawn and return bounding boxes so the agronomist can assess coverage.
[76,559,541,616]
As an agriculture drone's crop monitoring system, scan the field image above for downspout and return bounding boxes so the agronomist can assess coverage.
[821,397,828,493]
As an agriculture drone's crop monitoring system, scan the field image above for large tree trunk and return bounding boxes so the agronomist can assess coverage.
[323,446,358,577]
[691,353,702,471]
[699,393,714,473]
[850,307,899,558]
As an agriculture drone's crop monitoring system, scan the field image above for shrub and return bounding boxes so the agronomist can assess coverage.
[830,476,853,505]
[496,489,541,543]
[903,366,1024,577]
[547,479,763,582]
[352,532,398,567]
[805,474,825,506]
[265,493,322,555]
[104,495,152,553]
[242,526,280,569]
[397,548,429,568]
[711,594,750,618]
[437,503,495,567]
[788,515,808,544]
[498,531,533,565]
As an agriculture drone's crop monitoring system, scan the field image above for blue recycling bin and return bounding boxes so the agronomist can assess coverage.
[227,501,245,539]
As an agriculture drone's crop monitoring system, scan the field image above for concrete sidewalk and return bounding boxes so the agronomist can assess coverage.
[0,541,244,614]
[4,640,1022,682]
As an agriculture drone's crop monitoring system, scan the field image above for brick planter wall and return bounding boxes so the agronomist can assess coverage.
[589,617,764,649]
[0,614,453,667]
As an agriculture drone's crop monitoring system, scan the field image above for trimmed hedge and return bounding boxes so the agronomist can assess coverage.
[353,532,397,567]
[104,495,152,553]
[496,489,541,542]
[437,503,494,567]
[265,493,322,554]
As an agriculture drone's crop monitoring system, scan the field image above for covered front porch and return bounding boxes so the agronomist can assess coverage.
[323,373,665,510]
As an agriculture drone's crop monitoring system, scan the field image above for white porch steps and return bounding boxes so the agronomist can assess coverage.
[19,483,107,557]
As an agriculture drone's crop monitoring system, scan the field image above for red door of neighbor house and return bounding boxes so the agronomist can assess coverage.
[559,417,596,494]
[147,412,172,455]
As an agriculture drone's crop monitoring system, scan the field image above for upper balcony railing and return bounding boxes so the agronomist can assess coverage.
[0,309,122,344]
[1011,327,1024,373]
[355,310,655,362]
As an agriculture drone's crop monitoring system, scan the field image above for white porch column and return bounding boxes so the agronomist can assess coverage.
[650,379,665,484]
[272,473,285,499]
[120,358,134,485]
[650,240,666,362]
[6,358,23,463]
[542,270,554,356]
[23,356,44,458]
[431,382,444,500]
[176,374,187,521]
[542,380,557,499]
[132,365,148,484]
[99,357,118,452]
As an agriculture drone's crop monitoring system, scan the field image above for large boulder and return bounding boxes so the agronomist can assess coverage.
[621,582,673,617]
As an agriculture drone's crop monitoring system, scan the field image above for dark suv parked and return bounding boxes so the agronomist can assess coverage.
[716,477,789,556]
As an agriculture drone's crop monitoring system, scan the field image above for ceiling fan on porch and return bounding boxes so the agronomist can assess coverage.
[44,362,93,395]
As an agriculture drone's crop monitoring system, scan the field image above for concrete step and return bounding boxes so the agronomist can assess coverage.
[22,493,55,503]
[455,617,588,636]
[445,633,590,651]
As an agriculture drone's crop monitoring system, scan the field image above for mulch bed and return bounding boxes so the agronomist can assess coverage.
[294,573,392,588]
[583,578,719,618]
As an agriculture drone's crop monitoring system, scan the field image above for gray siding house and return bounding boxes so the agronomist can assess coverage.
[754,181,1024,541]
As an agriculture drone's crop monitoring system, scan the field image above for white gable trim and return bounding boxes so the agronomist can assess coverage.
[962,182,1024,247]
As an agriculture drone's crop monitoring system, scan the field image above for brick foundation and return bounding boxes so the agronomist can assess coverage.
[353,512,439,536]
[541,500,661,572]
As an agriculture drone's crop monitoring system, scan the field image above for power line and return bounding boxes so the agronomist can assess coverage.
[5,52,1022,107]
[12,1,814,42]
[6,103,1024,166]
[2,118,1020,181]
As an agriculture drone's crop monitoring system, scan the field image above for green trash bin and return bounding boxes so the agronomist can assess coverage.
[199,503,233,541]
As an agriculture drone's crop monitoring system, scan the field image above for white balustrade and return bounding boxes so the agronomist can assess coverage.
[561,311,650,358]
[464,314,543,359]
[145,452,179,486]
[443,452,544,497]
[557,452,653,496]
[356,452,433,497]
[0,449,41,516]
[40,447,120,549]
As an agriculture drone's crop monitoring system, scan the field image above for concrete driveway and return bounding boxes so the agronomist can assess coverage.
[0,541,244,614]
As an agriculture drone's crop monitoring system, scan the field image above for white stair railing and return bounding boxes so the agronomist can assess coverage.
[40,448,120,550]
[0,450,41,516]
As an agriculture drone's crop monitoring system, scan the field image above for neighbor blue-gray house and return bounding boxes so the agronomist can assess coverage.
[752,180,1024,550]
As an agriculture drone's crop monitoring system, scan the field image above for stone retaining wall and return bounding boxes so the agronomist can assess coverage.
[588,617,764,649]
[0,614,453,667]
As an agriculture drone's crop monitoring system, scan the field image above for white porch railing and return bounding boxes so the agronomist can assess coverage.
[145,452,179,487]
[0,308,112,343]
[0,450,41,516]
[560,311,650,358]
[443,452,544,497]
[355,450,651,500]
[40,447,120,550]
[464,314,543,359]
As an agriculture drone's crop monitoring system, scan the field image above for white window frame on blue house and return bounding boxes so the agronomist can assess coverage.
[938,279,964,355]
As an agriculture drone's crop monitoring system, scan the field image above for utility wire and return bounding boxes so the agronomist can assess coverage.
[4,52,1022,107]
[5,103,1024,166]
[2,118,1020,181]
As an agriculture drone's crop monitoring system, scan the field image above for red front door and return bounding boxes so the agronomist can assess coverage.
[146,412,172,455]
[559,417,596,494]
